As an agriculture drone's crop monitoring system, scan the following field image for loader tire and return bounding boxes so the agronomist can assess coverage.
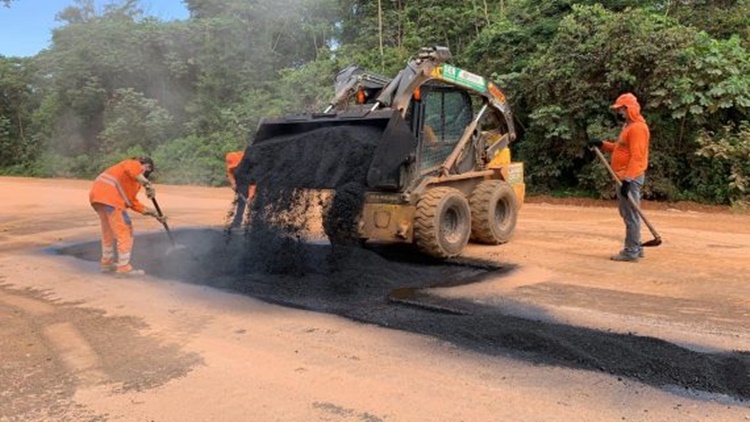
[414,187,471,258]
[469,180,518,244]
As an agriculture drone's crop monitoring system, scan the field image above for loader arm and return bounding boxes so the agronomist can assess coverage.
[373,47,516,145]
[325,65,391,113]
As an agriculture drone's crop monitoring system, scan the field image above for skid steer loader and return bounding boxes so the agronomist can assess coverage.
[236,46,525,258]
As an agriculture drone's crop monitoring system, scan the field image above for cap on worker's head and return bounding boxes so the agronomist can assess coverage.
[611,93,640,110]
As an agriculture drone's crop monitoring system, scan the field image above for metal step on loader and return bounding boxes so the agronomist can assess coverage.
[236,46,525,258]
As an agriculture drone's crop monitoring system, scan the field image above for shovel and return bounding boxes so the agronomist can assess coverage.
[590,146,662,247]
[150,197,192,256]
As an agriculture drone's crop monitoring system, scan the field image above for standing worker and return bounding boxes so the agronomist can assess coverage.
[89,157,166,277]
[226,151,255,228]
[588,93,650,262]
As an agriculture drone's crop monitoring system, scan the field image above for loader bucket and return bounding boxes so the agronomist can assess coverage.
[236,109,417,192]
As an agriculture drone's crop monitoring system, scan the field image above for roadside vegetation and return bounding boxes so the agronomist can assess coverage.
[1,0,748,204]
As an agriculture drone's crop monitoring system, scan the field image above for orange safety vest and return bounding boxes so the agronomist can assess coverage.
[89,159,146,213]
[226,151,244,187]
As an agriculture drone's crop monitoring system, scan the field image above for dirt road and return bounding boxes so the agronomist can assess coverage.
[1,176,749,421]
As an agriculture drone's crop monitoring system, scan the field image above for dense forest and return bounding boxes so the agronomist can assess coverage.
[1,0,748,204]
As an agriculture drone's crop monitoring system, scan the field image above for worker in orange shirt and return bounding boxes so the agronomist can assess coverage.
[89,157,166,277]
[226,151,256,228]
[589,93,650,262]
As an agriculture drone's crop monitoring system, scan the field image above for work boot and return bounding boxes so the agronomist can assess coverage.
[610,252,639,262]
[114,265,146,278]
[100,264,117,273]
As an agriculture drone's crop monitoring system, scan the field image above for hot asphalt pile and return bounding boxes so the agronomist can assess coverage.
[58,228,750,401]
[239,124,381,190]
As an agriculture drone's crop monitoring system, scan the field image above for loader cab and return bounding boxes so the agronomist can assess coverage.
[363,83,476,194]
[408,84,473,173]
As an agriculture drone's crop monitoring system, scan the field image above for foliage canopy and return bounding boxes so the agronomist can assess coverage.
[1,0,748,203]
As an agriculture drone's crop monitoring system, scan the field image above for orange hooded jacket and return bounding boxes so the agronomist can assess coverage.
[602,93,650,180]
[89,159,146,213]
[226,151,244,187]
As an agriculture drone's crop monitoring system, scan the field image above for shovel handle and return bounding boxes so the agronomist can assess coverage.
[151,197,164,216]
[150,197,176,247]
[590,146,662,246]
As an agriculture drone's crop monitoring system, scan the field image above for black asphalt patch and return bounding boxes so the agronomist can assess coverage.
[55,228,750,401]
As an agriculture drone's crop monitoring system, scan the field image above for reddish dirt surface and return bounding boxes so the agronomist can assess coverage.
[1,176,749,421]
[526,194,742,214]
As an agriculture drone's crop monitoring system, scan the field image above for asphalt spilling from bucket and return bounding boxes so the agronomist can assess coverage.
[55,228,750,401]
[230,124,381,255]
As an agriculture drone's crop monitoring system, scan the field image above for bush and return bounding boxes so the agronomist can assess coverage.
[152,133,240,186]
[694,121,750,204]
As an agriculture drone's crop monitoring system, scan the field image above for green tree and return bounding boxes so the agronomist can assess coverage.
[463,3,750,202]
[3,0,749,204]
[0,56,37,171]
[665,0,750,47]
[99,88,174,154]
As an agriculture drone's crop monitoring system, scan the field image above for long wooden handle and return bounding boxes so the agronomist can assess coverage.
[591,146,661,241]
[151,197,176,247]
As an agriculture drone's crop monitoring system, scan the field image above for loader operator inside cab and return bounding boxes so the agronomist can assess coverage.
[420,87,473,168]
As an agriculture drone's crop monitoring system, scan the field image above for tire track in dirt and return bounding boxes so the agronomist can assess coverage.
[43,322,107,386]
[0,284,204,421]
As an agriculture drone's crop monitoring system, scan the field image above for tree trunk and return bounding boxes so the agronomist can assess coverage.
[378,0,384,70]
[396,0,403,48]
[16,109,24,141]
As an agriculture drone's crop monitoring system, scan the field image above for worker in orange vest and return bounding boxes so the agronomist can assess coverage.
[589,93,650,262]
[226,151,256,228]
[89,157,166,277]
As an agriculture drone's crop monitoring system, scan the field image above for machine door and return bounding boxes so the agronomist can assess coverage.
[417,86,473,172]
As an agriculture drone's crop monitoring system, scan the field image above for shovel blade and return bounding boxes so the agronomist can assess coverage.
[166,244,187,253]
[164,244,197,261]
[641,237,662,247]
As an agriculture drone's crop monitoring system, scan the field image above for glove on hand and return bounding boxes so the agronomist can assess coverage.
[144,183,155,199]
[136,174,155,199]
[620,180,631,198]
[143,208,168,224]
[587,139,603,149]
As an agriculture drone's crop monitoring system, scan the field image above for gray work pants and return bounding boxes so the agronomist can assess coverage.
[231,193,247,228]
[617,175,645,257]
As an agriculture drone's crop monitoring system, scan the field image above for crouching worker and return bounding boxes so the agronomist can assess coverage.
[225,151,256,228]
[89,157,166,277]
